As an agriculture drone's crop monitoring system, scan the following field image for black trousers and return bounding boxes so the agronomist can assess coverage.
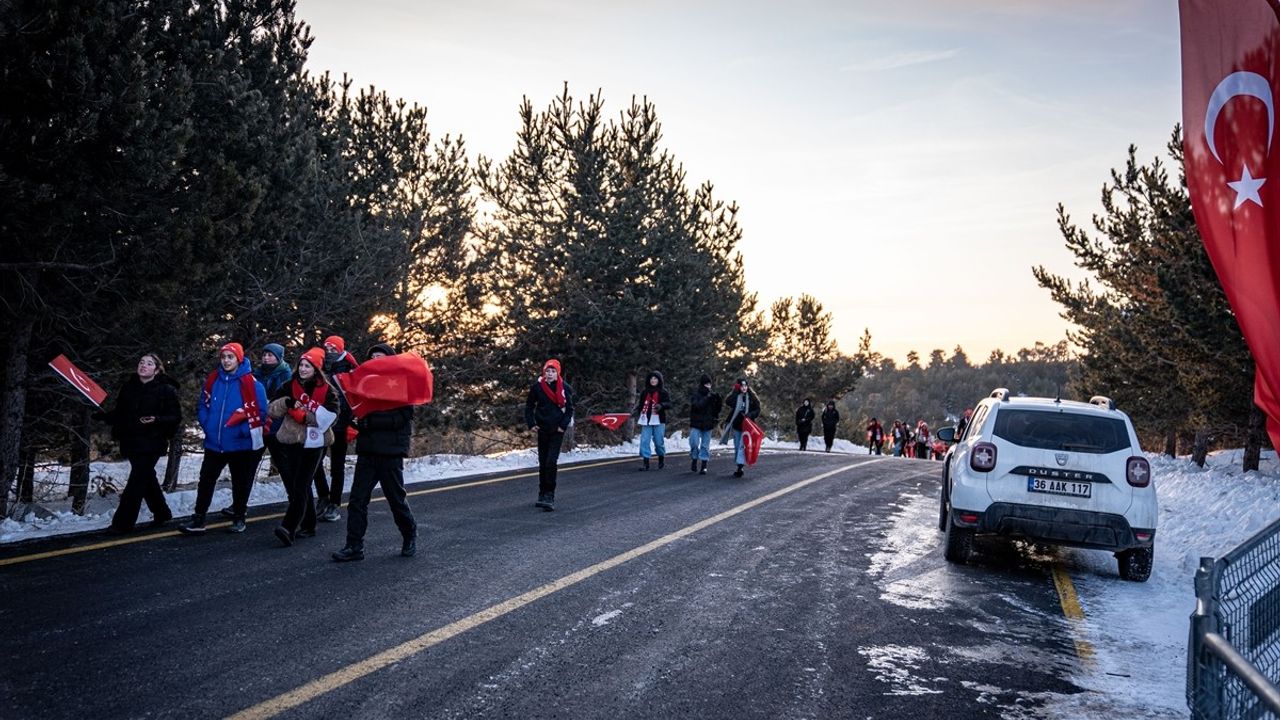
[112,453,171,531]
[280,444,323,534]
[870,439,883,455]
[264,433,289,479]
[345,454,416,547]
[313,428,349,506]
[537,429,565,496]
[823,428,836,451]
[915,442,928,459]
[193,448,263,521]
[797,429,811,451]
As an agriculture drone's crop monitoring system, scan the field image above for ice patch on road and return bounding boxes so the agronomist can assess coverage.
[592,609,623,627]
[856,645,944,696]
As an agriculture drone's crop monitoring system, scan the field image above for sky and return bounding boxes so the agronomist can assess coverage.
[295,0,1182,363]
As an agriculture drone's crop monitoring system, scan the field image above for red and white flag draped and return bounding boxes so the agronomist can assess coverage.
[1181,0,1280,450]
[334,352,434,419]
[588,414,630,431]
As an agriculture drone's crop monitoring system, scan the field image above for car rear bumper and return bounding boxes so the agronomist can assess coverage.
[952,502,1155,552]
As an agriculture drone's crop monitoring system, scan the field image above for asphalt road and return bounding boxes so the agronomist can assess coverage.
[0,451,1088,719]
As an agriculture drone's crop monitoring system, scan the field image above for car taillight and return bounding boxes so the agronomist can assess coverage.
[1126,456,1151,488]
[970,442,997,472]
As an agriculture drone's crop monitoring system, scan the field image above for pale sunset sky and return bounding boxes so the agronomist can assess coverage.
[295,0,1181,363]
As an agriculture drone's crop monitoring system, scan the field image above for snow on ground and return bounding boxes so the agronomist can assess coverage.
[863,448,1280,719]
[0,433,869,544]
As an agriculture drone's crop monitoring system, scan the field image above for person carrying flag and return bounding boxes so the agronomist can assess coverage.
[720,378,761,478]
[524,358,574,510]
[180,342,268,535]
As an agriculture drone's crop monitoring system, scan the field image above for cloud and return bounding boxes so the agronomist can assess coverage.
[842,48,960,73]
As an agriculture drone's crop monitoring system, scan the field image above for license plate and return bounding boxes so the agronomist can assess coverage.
[1027,476,1092,498]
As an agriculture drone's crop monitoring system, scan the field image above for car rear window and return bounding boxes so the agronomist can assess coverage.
[992,409,1132,454]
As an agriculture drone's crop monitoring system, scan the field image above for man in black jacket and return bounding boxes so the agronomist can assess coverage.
[525,358,574,510]
[688,374,721,474]
[795,399,815,451]
[332,343,417,562]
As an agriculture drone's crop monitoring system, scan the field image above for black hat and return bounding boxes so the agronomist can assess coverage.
[367,342,396,359]
[699,374,712,385]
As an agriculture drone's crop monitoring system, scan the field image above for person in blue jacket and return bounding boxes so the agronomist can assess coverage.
[180,342,269,535]
[219,342,292,518]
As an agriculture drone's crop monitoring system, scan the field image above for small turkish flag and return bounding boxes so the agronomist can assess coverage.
[48,354,108,407]
[589,413,629,431]
[1181,0,1280,449]
[741,417,765,466]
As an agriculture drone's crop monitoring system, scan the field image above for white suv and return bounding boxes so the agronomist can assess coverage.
[936,389,1157,582]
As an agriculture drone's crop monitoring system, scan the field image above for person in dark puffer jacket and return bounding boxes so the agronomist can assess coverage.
[688,374,721,474]
[96,353,181,533]
[332,343,417,562]
[524,358,574,511]
[795,399,815,451]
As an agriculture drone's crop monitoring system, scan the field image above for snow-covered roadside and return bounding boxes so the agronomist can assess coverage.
[0,433,870,544]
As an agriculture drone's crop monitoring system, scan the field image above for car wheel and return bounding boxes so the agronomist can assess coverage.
[943,509,974,564]
[1117,545,1153,582]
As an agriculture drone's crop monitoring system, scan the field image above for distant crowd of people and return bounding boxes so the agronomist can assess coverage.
[794,403,974,460]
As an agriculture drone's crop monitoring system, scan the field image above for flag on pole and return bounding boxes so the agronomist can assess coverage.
[588,413,630,431]
[1180,0,1280,450]
[48,354,108,407]
[335,352,433,419]
[741,417,765,466]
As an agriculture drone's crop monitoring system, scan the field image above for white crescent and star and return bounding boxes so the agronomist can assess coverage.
[1205,71,1274,209]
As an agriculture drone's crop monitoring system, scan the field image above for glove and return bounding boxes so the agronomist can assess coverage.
[346,426,359,443]
[288,407,307,424]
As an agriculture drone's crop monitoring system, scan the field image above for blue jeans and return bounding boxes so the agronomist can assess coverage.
[732,429,746,465]
[689,428,712,461]
[639,424,666,459]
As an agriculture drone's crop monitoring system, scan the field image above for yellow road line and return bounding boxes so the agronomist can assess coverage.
[228,459,884,720]
[0,458,633,568]
[1051,564,1095,666]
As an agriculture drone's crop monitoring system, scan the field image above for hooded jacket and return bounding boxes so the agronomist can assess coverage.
[795,402,815,433]
[633,371,672,425]
[196,357,269,453]
[688,376,722,431]
[821,403,840,431]
[103,374,182,457]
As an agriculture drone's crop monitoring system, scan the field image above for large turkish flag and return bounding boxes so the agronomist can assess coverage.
[335,352,434,419]
[1181,0,1280,450]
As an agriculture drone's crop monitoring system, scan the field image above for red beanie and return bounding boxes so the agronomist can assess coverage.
[300,347,326,372]
[543,358,561,374]
[323,335,345,353]
[220,342,244,364]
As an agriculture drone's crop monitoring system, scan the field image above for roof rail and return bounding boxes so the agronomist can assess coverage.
[1089,395,1115,411]
[990,388,1010,401]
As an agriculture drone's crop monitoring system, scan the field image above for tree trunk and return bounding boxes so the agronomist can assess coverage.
[17,446,35,503]
[1163,429,1176,458]
[624,372,637,442]
[1191,429,1209,468]
[1244,403,1266,472]
[68,405,91,515]
[163,432,183,492]
[0,314,34,518]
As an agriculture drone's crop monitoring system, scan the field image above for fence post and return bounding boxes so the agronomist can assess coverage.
[1188,556,1222,720]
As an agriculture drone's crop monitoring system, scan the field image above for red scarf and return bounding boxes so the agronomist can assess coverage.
[641,390,660,418]
[540,378,566,409]
[290,378,329,411]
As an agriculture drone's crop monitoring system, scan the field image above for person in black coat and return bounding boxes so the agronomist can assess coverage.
[795,399,815,451]
[333,343,418,562]
[524,358,574,510]
[821,400,840,452]
[688,374,722,474]
[96,353,181,533]
[632,370,671,470]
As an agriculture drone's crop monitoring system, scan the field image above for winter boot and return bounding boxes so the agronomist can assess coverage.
[657,455,665,470]
[691,458,699,473]
[700,461,708,475]
[178,515,207,535]
[639,458,650,471]
[733,465,744,478]
[332,544,365,562]
[535,493,550,509]
[542,495,555,511]
[274,526,294,547]
[401,533,417,558]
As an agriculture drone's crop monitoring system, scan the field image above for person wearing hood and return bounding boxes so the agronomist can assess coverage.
[95,353,181,533]
[180,342,268,535]
[632,370,671,471]
[795,399,815,451]
[721,378,761,478]
[333,343,420,561]
[688,374,722,475]
[314,334,360,523]
[268,347,339,547]
[524,358,574,511]
[821,400,840,452]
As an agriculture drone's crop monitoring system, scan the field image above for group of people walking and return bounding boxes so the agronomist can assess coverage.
[96,337,417,562]
[792,405,951,460]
